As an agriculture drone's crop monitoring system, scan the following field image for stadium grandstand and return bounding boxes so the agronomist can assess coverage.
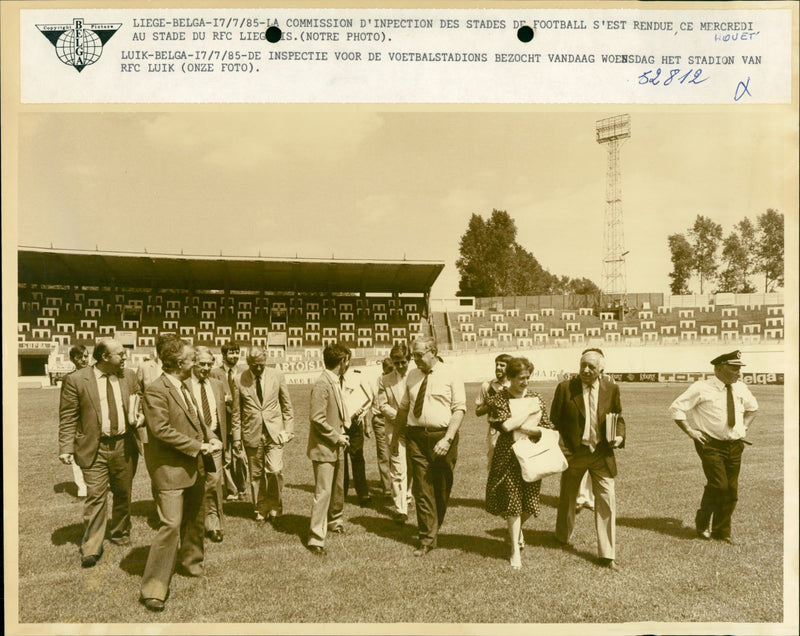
[17,246,784,387]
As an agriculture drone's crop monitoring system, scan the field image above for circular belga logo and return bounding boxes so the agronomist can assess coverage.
[37,18,121,72]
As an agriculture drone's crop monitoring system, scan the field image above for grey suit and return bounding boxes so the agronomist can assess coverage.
[140,374,208,603]
[306,370,346,547]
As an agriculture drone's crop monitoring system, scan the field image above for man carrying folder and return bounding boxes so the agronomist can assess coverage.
[551,348,625,571]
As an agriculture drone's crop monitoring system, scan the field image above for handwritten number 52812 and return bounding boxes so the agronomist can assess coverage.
[638,68,709,86]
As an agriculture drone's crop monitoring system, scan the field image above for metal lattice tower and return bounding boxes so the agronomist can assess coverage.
[596,114,631,301]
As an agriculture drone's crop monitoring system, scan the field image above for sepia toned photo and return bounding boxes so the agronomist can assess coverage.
[3,2,798,635]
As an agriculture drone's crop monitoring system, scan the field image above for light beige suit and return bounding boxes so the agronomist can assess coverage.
[375,369,413,516]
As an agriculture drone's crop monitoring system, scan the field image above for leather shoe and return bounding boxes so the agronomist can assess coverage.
[254,512,266,522]
[176,565,204,577]
[413,545,433,557]
[392,512,407,526]
[307,545,326,556]
[81,554,100,568]
[599,559,620,572]
[697,528,712,540]
[329,525,346,535]
[110,536,131,546]
[553,534,571,549]
[359,496,372,507]
[141,598,165,612]
[206,530,223,543]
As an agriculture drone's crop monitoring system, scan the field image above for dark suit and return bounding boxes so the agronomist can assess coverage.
[306,370,347,547]
[140,374,208,603]
[186,375,227,533]
[234,367,294,517]
[550,376,626,560]
[58,366,140,558]
[210,365,244,497]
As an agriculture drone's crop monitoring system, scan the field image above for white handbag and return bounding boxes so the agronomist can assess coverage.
[512,428,568,483]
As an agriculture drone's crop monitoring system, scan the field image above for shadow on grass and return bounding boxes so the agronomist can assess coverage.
[53,481,79,497]
[130,500,160,530]
[269,513,309,542]
[119,545,151,577]
[482,525,600,565]
[618,515,696,539]
[286,482,314,494]
[222,500,258,520]
[348,514,418,548]
[51,523,83,546]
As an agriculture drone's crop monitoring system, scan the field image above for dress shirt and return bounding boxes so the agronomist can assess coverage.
[581,379,599,449]
[400,361,466,429]
[669,376,758,441]
[93,366,126,436]
[190,377,220,434]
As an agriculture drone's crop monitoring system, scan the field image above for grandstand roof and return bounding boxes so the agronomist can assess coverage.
[18,247,445,294]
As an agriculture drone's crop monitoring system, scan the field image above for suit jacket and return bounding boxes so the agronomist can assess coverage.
[184,375,228,451]
[307,371,346,463]
[375,370,407,424]
[59,366,141,468]
[549,376,626,477]
[209,365,241,438]
[234,367,294,447]
[143,374,205,490]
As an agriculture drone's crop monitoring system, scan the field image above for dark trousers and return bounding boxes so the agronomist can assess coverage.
[80,435,137,558]
[694,438,744,539]
[344,420,369,499]
[371,416,393,495]
[407,427,458,548]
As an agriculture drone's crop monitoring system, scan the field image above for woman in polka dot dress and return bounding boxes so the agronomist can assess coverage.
[485,356,554,569]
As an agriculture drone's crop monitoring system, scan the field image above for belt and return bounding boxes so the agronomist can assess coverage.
[407,426,448,433]
[100,433,127,442]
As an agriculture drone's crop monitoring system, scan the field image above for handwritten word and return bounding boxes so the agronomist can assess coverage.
[734,77,752,101]
[638,67,709,86]
[714,31,759,42]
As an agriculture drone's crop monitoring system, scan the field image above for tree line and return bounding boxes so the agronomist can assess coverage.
[456,209,600,298]
[668,209,784,295]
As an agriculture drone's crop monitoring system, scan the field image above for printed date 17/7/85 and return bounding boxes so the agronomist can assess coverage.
[638,68,709,86]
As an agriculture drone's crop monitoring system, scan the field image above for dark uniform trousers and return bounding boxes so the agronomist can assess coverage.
[406,427,458,548]
[694,438,744,539]
[343,419,369,499]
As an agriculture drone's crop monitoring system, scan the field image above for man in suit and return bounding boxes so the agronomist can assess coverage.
[375,343,414,525]
[186,346,229,543]
[342,365,372,506]
[58,339,140,567]
[210,341,246,501]
[140,338,221,612]
[232,346,294,524]
[395,336,466,557]
[65,344,90,498]
[306,343,352,554]
[365,358,395,499]
[551,348,626,570]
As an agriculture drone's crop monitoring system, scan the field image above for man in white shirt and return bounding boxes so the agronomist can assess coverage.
[669,350,758,543]
[395,336,466,556]
[186,346,228,542]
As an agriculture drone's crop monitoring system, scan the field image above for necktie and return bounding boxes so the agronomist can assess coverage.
[588,384,598,451]
[725,384,735,428]
[200,379,214,430]
[181,384,199,421]
[255,374,263,403]
[105,374,120,435]
[227,368,234,393]
[413,371,429,420]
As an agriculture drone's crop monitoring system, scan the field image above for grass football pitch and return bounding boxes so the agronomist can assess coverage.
[15,381,784,625]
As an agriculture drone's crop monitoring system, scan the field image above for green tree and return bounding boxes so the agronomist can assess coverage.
[755,208,784,292]
[688,215,723,294]
[667,233,693,294]
[456,209,597,297]
[567,277,602,296]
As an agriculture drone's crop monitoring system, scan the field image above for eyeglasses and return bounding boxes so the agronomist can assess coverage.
[411,350,430,360]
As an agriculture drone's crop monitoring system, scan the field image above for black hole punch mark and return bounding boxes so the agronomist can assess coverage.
[517,26,534,43]
[266,26,282,43]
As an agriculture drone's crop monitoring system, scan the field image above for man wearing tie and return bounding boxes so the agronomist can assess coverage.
[306,343,352,554]
[186,346,229,543]
[140,338,221,612]
[395,336,466,557]
[58,339,140,567]
[551,348,625,570]
[669,350,758,544]
[232,346,295,524]
[210,341,245,501]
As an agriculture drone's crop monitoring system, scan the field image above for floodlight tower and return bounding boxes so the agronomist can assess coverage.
[595,114,631,310]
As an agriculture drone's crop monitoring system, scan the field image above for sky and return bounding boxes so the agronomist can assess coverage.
[17,107,795,298]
